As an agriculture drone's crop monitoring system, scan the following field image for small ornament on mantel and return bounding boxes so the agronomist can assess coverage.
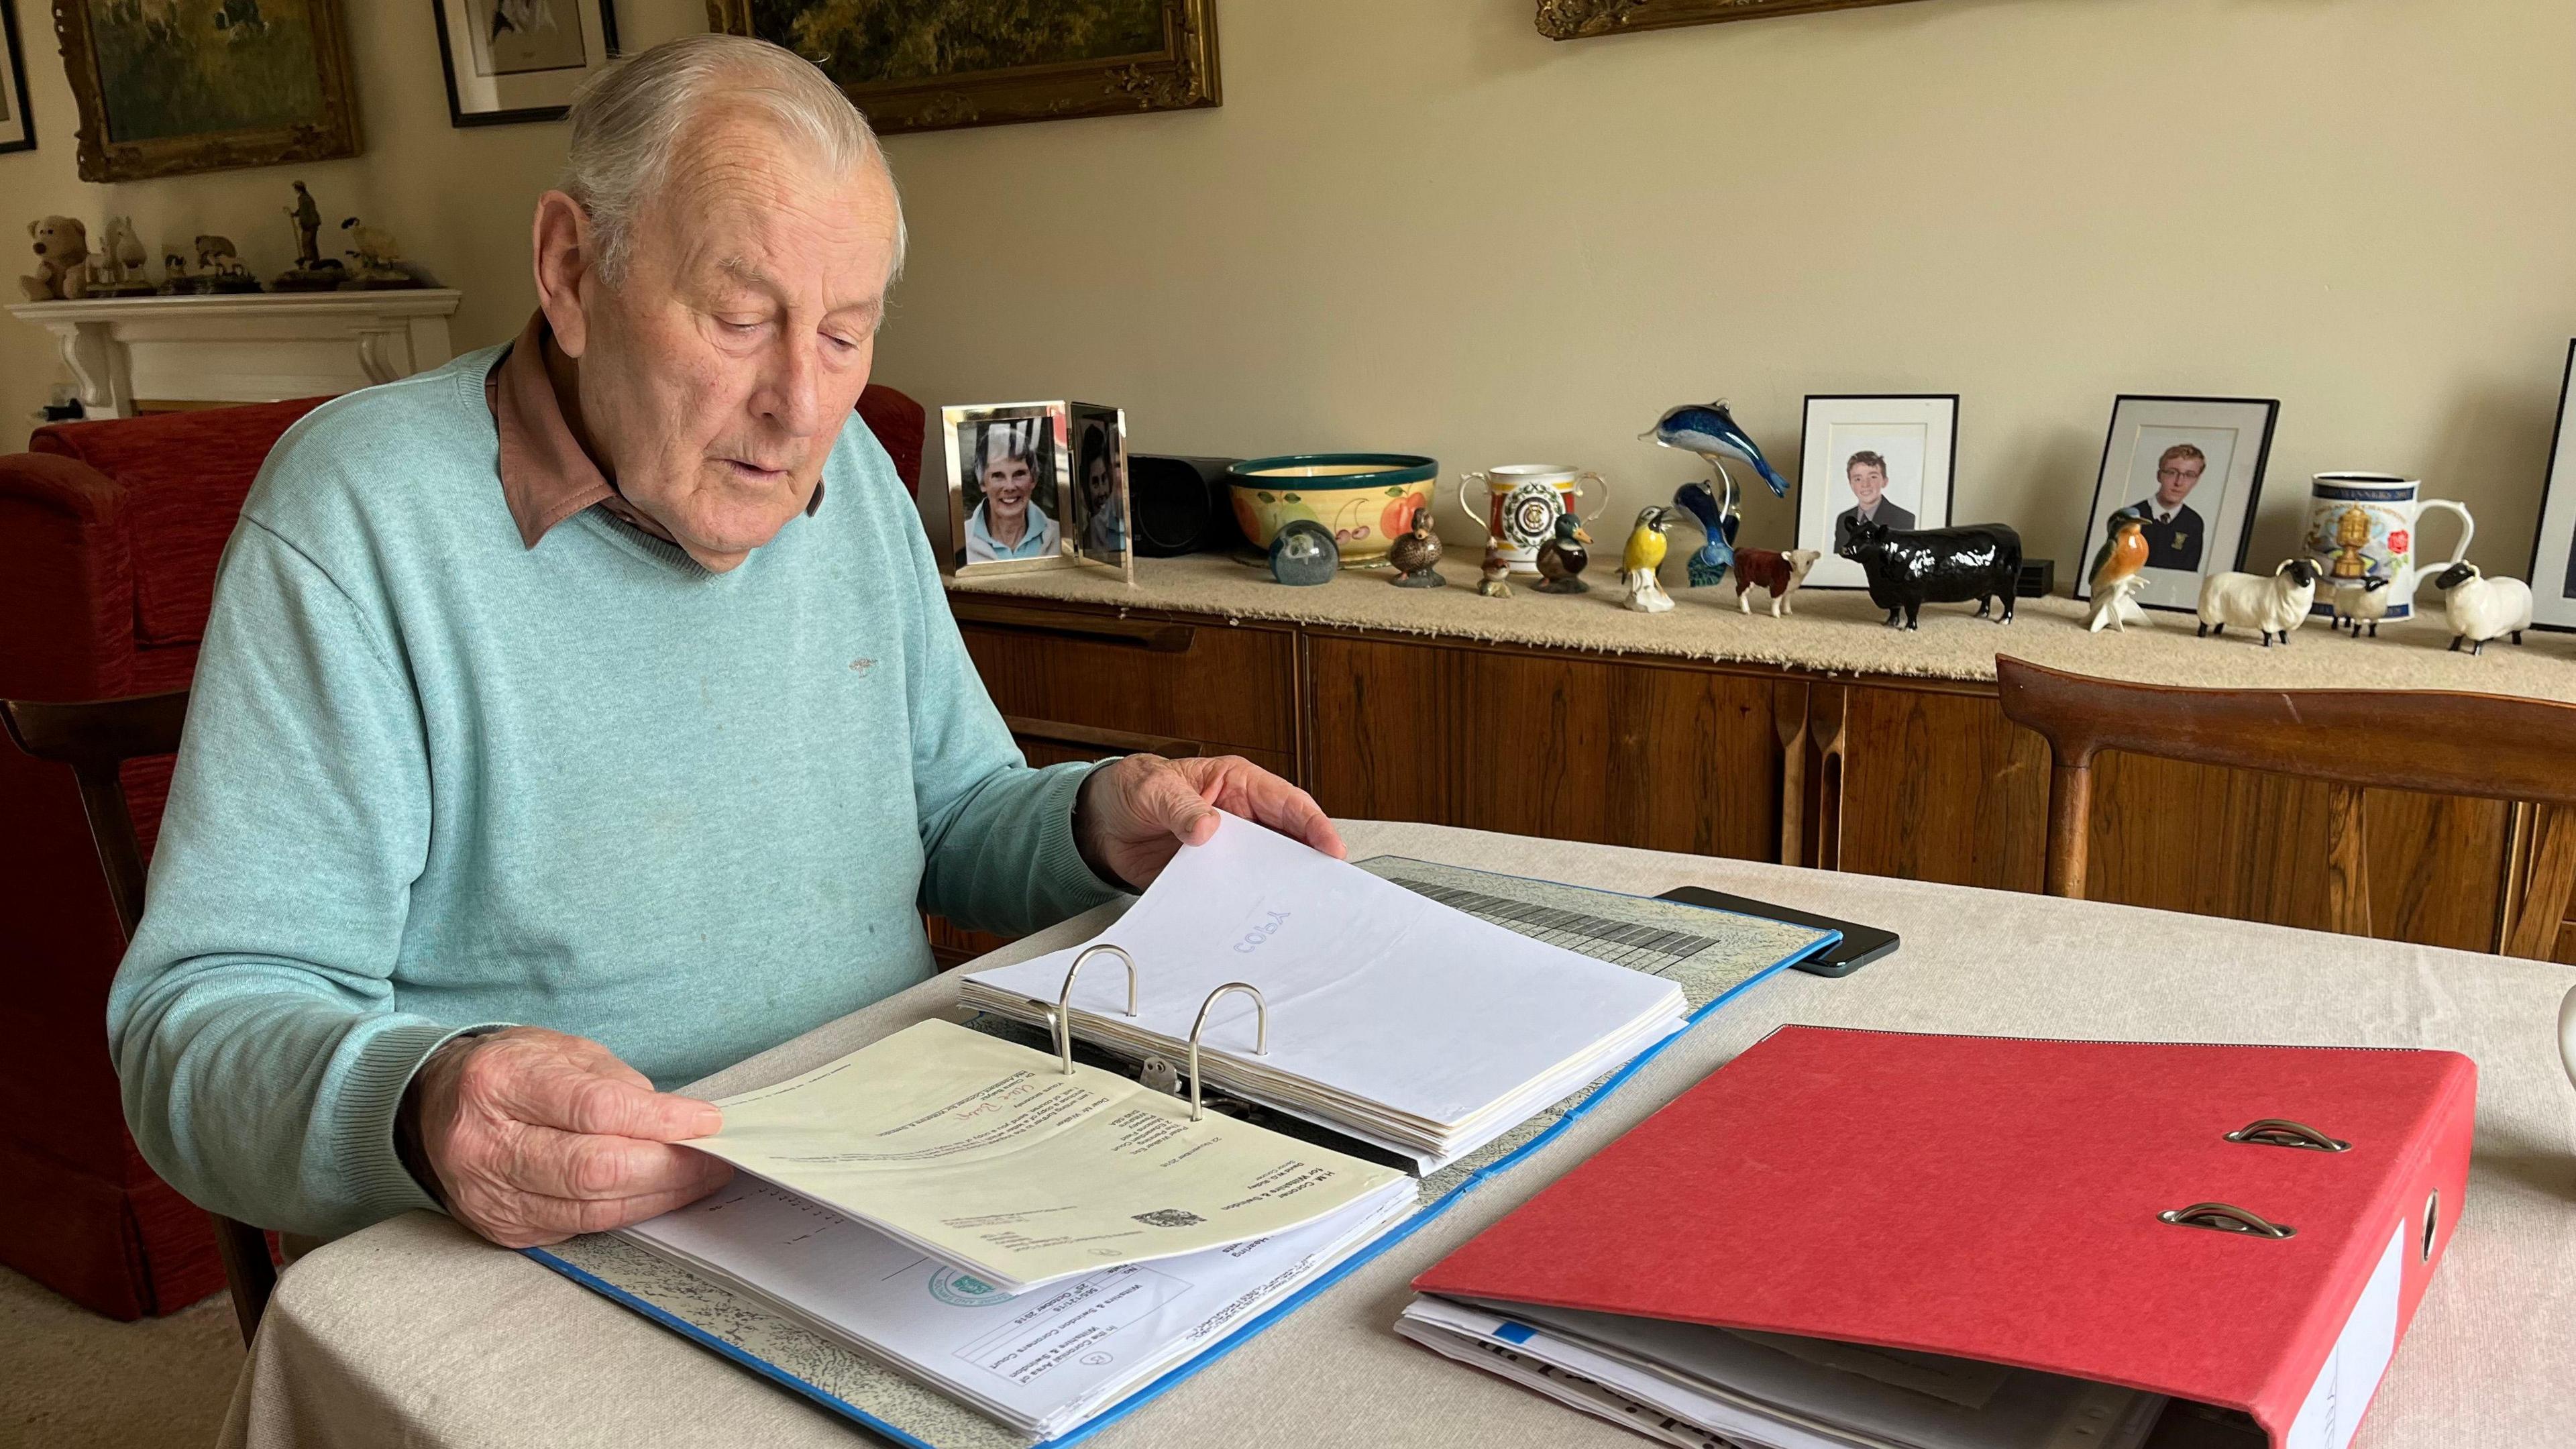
[1534,512,1593,594]
[341,216,431,289]
[272,181,348,292]
[1477,543,1513,598]
[193,235,264,294]
[89,216,156,297]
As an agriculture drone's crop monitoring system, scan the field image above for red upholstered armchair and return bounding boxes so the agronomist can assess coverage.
[0,384,925,1318]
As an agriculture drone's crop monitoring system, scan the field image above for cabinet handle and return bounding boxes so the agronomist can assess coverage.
[954,601,1196,653]
[1004,716,1205,759]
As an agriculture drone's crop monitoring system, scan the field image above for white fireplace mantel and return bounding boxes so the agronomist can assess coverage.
[8,289,464,418]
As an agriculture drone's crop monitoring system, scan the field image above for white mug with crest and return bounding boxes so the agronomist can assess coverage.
[1453,465,1607,574]
[2302,473,2474,621]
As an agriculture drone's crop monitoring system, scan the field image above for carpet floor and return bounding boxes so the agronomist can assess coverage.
[0,1267,240,1449]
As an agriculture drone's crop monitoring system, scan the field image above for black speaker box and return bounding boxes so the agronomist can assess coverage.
[1127,455,1244,557]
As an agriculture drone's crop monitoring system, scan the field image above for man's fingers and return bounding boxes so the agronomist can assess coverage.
[468,1165,737,1247]
[1134,759,1222,844]
[501,1126,735,1201]
[496,1063,723,1142]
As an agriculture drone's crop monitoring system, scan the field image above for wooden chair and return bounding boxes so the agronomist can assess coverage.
[1995,656,2576,957]
[0,690,279,1344]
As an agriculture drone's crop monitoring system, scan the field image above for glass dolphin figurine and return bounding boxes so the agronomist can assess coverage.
[1644,402,1782,587]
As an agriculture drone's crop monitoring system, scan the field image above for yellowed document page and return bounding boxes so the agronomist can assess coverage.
[687,1020,1411,1292]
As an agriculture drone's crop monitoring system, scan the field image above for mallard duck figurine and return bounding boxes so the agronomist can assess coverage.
[1388,508,1446,588]
[1534,512,1593,594]
[1621,506,1676,614]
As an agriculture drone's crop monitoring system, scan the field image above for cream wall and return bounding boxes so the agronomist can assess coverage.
[0,0,705,451]
[881,0,2576,579]
[8,0,2574,582]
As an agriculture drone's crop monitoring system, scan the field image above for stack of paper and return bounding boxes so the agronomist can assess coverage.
[627,1177,1415,1440]
[959,816,1690,1169]
[1395,1298,2167,1449]
[681,1018,1415,1293]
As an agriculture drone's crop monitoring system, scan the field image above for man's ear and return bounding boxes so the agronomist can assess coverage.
[531,191,595,359]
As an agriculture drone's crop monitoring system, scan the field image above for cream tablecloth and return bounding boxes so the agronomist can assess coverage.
[221,822,2576,1449]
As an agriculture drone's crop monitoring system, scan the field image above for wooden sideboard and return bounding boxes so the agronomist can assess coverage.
[938,585,2576,963]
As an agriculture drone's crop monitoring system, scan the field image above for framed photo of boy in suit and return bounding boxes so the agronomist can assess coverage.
[1794,394,1959,590]
[2076,396,2279,613]
[2526,340,2576,631]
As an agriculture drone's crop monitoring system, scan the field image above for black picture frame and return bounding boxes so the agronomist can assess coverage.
[433,0,621,128]
[2075,394,2281,613]
[1794,393,1962,590]
[0,0,33,156]
[2524,339,2576,633]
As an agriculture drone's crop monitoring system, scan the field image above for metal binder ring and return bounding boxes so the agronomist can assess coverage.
[2224,1118,2350,1152]
[1051,943,1140,1075]
[2159,1202,2297,1239]
[1185,981,1269,1122]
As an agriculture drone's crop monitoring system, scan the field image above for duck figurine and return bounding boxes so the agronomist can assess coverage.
[1388,508,1446,588]
[1621,506,1676,613]
[1534,512,1593,594]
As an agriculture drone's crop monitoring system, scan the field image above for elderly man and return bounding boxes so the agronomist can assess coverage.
[105,35,1337,1251]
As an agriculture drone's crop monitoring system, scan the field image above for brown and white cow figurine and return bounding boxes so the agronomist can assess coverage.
[1733,548,1819,616]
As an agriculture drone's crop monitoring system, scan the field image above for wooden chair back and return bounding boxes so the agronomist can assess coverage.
[1995,656,2576,956]
[0,690,278,1344]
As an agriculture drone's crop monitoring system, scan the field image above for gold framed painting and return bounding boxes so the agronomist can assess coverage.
[1537,0,1927,40]
[51,0,362,181]
[706,0,1218,136]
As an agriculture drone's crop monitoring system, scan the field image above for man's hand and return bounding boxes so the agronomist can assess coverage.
[1075,754,1344,890]
[406,1026,732,1249]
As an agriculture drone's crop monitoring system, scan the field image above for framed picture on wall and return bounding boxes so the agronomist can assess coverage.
[2075,395,2279,613]
[708,0,1218,136]
[945,400,1132,582]
[432,0,623,127]
[51,0,362,180]
[1,0,34,154]
[2525,340,2576,631]
[1794,394,1959,590]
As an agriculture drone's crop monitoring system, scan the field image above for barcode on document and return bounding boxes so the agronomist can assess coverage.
[1391,880,1716,963]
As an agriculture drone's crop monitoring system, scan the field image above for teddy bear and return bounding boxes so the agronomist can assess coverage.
[20,216,93,302]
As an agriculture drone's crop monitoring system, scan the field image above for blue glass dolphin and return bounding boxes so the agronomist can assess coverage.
[1672,480,1736,588]
[1641,401,1788,498]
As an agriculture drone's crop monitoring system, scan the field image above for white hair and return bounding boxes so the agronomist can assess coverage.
[559,34,906,284]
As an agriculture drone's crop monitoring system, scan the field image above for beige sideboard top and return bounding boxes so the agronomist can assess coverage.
[947,551,2576,704]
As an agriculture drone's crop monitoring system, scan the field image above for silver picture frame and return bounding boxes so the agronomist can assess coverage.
[943,400,1132,583]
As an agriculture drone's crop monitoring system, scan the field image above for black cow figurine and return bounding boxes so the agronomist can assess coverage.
[1839,518,2023,630]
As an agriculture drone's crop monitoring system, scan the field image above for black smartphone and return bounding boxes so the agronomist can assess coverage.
[1655,886,1899,978]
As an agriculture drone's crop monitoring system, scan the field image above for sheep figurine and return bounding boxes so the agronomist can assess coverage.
[2196,559,2320,647]
[2434,562,2530,655]
[2330,576,2394,639]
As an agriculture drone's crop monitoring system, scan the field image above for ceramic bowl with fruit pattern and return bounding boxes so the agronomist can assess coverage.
[1227,454,1438,567]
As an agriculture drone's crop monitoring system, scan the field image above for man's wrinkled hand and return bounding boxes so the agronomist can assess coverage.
[408,1026,732,1249]
[1075,753,1344,890]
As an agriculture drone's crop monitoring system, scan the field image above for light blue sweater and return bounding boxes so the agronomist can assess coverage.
[107,350,1116,1238]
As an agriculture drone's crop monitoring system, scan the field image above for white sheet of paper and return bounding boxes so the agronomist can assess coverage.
[628,1176,1415,1437]
[964,814,1686,1133]
[686,1019,1409,1292]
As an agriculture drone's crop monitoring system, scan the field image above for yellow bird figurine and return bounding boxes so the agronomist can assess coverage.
[2085,515,2151,633]
[1621,506,1676,614]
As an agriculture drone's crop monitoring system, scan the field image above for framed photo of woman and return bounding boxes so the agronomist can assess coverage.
[943,400,1130,580]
